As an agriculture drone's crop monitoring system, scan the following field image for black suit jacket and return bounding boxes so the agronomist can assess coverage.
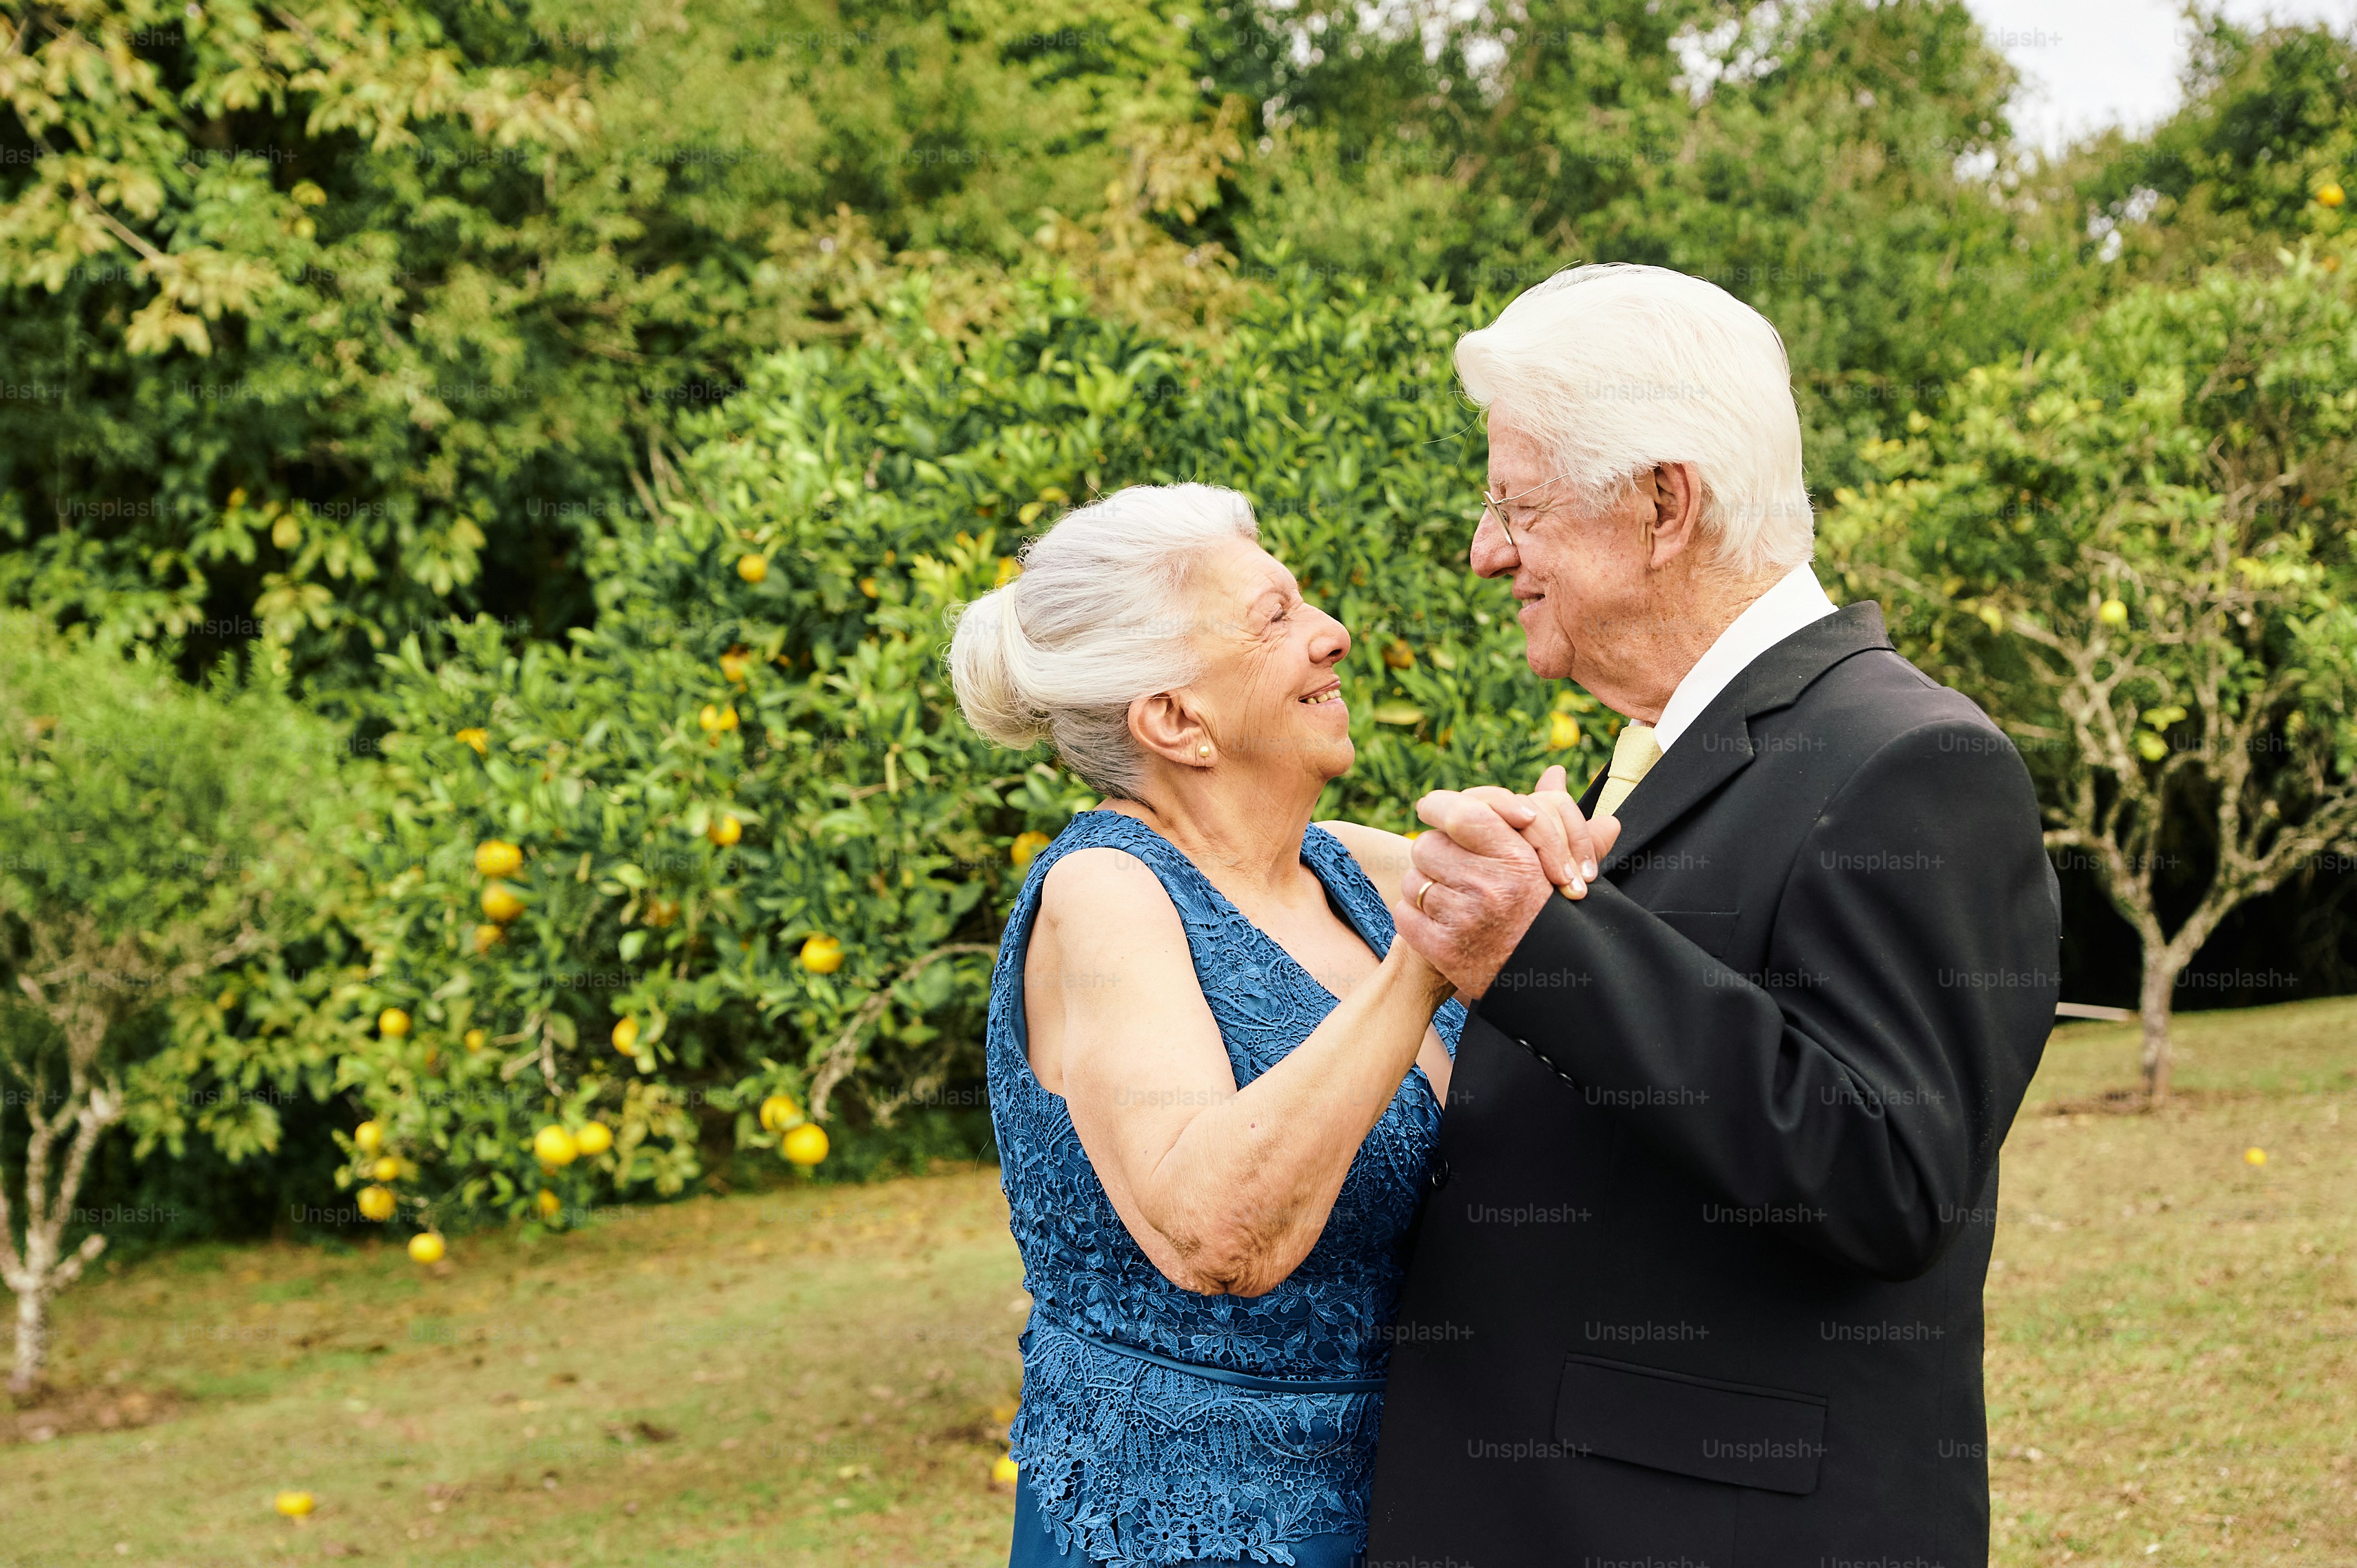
[1365,602,2060,1568]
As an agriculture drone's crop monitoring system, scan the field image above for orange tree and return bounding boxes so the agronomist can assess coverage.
[338,270,1613,1227]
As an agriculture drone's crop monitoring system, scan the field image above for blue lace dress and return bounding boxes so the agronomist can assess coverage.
[989,810,1465,1567]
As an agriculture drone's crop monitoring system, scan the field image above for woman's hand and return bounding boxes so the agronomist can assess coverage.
[1455,765,1623,899]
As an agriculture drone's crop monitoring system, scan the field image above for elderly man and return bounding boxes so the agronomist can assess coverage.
[1368,265,2060,1565]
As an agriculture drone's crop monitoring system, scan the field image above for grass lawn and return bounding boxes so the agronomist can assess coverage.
[1985,997,2357,1566]
[6,997,2354,1567]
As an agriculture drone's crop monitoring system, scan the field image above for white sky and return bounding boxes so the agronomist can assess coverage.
[1968,0,2357,151]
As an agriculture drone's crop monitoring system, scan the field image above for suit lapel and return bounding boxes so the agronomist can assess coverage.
[1597,601,1894,872]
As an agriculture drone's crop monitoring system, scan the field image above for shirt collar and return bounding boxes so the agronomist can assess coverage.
[1652,563,1839,752]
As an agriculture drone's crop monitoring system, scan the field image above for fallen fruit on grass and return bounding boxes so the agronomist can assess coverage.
[354,1120,385,1156]
[800,935,843,974]
[408,1232,445,1265]
[782,1123,830,1167]
[2245,1147,2267,1165]
[575,1122,613,1157]
[378,1008,411,1038]
[473,839,523,878]
[534,1125,579,1167]
[274,1490,315,1517]
[759,1093,804,1132]
[992,1456,1019,1484]
[612,1017,641,1054]
[358,1185,395,1221]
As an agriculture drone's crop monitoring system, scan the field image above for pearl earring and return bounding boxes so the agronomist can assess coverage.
[1197,744,1212,758]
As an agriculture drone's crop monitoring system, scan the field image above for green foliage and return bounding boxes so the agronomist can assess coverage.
[3,0,2118,694]
[0,627,360,1194]
[0,0,1232,686]
[337,272,1613,1223]
[1823,245,2357,1072]
[1231,0,2100,488]
[2085,14,2357,270]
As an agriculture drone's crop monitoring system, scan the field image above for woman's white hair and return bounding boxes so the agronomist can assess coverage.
[949,483,1258,799]
[1454,263,1814,579]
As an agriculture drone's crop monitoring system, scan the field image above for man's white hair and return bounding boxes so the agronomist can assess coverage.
[1454,263,1814,578]
[949,483,1259,799]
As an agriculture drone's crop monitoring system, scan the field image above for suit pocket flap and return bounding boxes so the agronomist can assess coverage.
[1654,909,1739,960]
[1553,1354,1825,1494]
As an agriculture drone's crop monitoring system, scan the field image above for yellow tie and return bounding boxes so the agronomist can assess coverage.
[1594,722,1663,818]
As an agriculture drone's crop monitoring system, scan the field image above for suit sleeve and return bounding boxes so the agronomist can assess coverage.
[1475,717,2060,1281]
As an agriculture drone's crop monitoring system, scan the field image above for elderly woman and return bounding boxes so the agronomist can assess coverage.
[949,483,1598,1568]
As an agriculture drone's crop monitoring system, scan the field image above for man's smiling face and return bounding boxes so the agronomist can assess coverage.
[1470,419,1659,686]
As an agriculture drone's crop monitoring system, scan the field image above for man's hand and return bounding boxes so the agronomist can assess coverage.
[1397,769,1625,999]
[1394,791,1555,1000]
[1461,765,1621,899]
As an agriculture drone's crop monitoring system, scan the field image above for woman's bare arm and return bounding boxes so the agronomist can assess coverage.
[1028,847,1457,1298]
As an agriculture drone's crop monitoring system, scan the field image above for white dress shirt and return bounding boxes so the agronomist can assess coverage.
[1652,563,1839,752]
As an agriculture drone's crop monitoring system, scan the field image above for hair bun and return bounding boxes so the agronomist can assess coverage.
[948,586,1052,750]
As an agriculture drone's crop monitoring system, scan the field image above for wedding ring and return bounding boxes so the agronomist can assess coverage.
[1414,879,1432,914]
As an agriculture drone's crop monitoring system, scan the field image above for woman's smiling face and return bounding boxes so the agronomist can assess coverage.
[1167,534,1355,785]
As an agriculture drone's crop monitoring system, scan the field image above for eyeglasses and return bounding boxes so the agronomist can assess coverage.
[1474,468,1581,550]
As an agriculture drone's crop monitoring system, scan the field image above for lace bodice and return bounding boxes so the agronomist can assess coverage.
[987,810,1464,1566]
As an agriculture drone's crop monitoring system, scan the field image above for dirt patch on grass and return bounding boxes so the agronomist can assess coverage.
[6,1381,183,1445]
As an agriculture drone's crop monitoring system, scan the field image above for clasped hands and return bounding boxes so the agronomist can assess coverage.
[1392,764,1624,1002]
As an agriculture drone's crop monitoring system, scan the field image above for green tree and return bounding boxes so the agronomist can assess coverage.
[1233,0,2101,494]
[0,0,1243,687]
[2079,13,2357,285]
[0,630,352,1392]
[1824,249,2357,1100]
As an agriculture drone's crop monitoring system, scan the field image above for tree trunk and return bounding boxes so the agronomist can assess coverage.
[2139,946,2179,1105]
[9,1283,47,1399]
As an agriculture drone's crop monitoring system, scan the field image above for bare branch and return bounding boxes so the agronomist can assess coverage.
[806,943,996,1123]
